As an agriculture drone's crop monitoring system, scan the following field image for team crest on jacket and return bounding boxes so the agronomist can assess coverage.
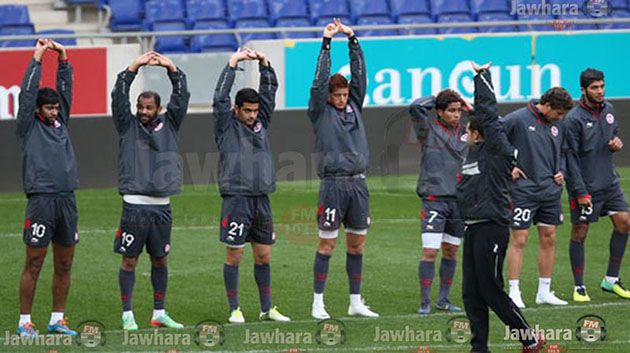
[551,126,559,137]
[460,133,468,142]
[606,113,615,124]
[154,122,164,132]
[254,121,263,133]
[346,105,354,113]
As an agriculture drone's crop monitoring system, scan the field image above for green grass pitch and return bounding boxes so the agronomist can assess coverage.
[0,172,629,353]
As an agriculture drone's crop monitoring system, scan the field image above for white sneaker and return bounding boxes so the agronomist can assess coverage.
[348,300,379,318]
[509,291,526,309]
[228,307,245,324]
[536,291,568,305]
[312,303,331,320]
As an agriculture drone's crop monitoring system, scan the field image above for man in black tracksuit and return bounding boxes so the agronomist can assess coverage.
[213,48,290,324]
[565,68,630,301]
[503,88,574,308]
[309,19,378,320]
[111,51,189,330]
[458,63,543,353]
[16,39,78,337]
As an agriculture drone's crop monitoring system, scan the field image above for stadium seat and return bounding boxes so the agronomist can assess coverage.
[0,25,36,48]
[268,0,310,23]
[517,13,556,31]
[227,0,267,22]
[65,0,98,4]
[610,0,629,10]
[276,18,317,38]
[390,0,435,34]
[153,21,189,53]
[431,0,475,33]
[108,0,144,31]
[356,16,399,37]
[478,13,517,32]
[186,0,228,25]
[144,0,186,30]
[397,15,436,35]
[470,0,510,16]
[437,14,478,34]
[349,0,391,23]
[0,5,32,26]
[601,8,630,29]
[309,0,351,26]
[235,19,276,43]
[191,20,238,52]
[38,29,77,46]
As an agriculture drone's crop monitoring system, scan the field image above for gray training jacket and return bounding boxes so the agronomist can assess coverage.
[502,100,568,201]
[213,63,278,196]
[111,68,190,197]
[16,58,78,196]
[307,36,369,178]
[564,98,620,198]
[410,96,468,198]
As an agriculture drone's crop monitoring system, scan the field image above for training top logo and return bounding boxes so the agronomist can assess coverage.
[606,113,615,124]
[550,126,559,137]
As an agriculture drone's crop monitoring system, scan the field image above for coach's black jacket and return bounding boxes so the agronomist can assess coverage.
[16,58,79,196]
[457,70,516,225]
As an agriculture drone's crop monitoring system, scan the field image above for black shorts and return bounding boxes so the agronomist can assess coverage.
[114,202,172,257]
[510,195,563,230]
[317,176,370,238]
[23,194,79,247]
[220,195,275,248]
[421,197,465,238]
[570,185,629,224]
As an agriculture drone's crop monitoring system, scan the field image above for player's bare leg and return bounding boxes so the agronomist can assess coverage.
[312,237,336,319]
[535,225,566,305]
[602,212,630,298]
[507,229,528,308]
[346,232,378,317]
[18,245,47,336]
[48,243,76,335]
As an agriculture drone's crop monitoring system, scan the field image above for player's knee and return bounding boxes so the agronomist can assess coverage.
[54,258,73,275]
[510,232,528,249]
[150,256,168,268]
[421,248,438,261]
[614,214,630,234]
[25,256,45,276]
[571,224,589,241]
[254,253,270,265]
[347,242,364,255]
[442,244,459,259]
[226,249,244,266]
[539,230,557,247]
[121,256,138,271]
[317,240,336,256]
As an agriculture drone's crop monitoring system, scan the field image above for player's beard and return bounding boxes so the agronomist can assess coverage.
[585,90,603,105]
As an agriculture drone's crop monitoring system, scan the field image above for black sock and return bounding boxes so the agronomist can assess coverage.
[313,252,331,294]
[570,240,585,286]
[437,258,456,304]
[254,264,272,312]
[151,266,168,310]
[346,253,363,295]
[419,260,435,306]
[223,264,239,310]
[119,268,135,312]
[607,231,629,277]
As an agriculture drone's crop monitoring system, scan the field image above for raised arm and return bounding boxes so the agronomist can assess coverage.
[336,19,366,109]
[153,53,190,131]
[50,41,72,125]
[409,96,435,141]
[16,39,48,139]
[307,23,336,123]
[254,50,278,128]
[213,50,255,136]
[111,52,154,133]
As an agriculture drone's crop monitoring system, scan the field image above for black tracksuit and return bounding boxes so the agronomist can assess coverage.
[457,70,535,353]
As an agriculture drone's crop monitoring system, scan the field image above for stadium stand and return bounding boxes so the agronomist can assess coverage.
[38,28,77,45]
[390,0,435,35]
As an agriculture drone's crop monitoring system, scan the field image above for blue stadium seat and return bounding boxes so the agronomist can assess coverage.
[478,13,517,32]
[0,25,36,48]
[235,19,276,43]
[513,0,556,31]
[276,18,317,38]
[390,0,431,19]
[153,21,189,52]
[0,5,32,26]
[471,0,510,16]
[268,0,310,23]
[227,0,267,22]
[108,0,144,31]
[186,0,227,26]
[550,0,597,30]
[191,20,237,52]
[601,8,630,29]
[437,14,478,33]
[144,0,186,30]
[349,0,390,22]
[610,0,629,10]
[309,0,351,26]
[397,15,436,35]
[65,0,98,4]
[356,16,399,37]
[38,29,77,46]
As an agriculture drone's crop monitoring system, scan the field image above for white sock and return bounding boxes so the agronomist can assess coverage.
[49,312,64,326]
[152,309,165,320]
[313,293,324,307]
[122,310,135,320]
[509,280,520,294]
[350,294,362,306]
[538,277,551,295]
[19,314,31,327]
[605,276,619,284]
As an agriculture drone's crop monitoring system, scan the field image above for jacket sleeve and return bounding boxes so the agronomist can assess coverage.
[165,68,191,132]
[564,115,589,197]
[56,60,73,125]
[348,36,366,110]
[110,69,136,133]
[213,64,236,137]
[16,58,41,139]
[409,96,435,141]
[307,37,332,124]
[257,63,278,129]
[474,70,516,159]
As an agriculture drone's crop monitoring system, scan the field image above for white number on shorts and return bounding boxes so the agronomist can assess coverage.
[228,222,244,237]
[513,208,532,222]
[581,206,593,216]
[427,210,439,223]
[324,208,336,223]
[121,232,135,247]
[31,223,46,238]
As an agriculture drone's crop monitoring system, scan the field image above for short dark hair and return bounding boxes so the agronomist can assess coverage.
[540,87,573,111]
[235,88,260,107]
[137,91,161,107]
[580,68,604,89]
[328,73,349,93]
[435,89,463,111]
[36,88,60,108]
[468,116,484,138]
